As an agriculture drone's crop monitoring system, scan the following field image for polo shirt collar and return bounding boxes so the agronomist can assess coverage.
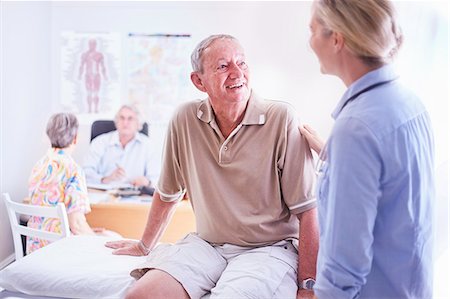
[196,90,266,126]
[332,64,398,119]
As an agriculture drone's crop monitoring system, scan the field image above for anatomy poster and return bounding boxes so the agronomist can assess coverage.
[60,32,121,118]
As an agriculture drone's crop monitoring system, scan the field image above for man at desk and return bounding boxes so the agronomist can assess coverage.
[83,105,156,188]
[106,35,318,299]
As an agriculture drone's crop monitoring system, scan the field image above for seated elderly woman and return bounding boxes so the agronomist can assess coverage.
[26,112,118,254]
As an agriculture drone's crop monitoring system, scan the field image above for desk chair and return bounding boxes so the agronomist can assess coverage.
[2,193,70,261]
[90,120,149,142]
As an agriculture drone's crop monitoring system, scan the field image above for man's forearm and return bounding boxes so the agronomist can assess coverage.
[140,191,179,250]
[298,208,319,281]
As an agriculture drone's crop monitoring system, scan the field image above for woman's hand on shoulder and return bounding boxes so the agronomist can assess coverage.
[300,124,325,155]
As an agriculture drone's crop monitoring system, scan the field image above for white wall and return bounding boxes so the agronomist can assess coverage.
[47,1,343,165]
[0,1,52,266]
[1,1,448,292]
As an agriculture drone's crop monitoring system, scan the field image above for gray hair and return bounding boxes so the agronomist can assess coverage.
[46,113,79,148]
[114,104,142,128]
[314,0,403,66]
[191,34,240,73]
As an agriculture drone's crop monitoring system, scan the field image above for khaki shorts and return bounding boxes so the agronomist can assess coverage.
[131,233,298,299]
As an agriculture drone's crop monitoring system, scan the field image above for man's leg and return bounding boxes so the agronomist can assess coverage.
[211,240,298,299]
[126,269,189,299]
[129,234,227,299]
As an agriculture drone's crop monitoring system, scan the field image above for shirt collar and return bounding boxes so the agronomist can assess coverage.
[332,64,398,119]
[48,148,67,156]
[108,130,142,146]
[196,90,267,126]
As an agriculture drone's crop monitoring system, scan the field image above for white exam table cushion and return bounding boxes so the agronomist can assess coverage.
[0,235,145,298]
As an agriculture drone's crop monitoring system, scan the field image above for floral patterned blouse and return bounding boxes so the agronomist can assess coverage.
[26,148,91,254]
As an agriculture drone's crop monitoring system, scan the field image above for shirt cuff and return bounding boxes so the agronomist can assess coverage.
[84,170,103,185]
[156,186,185,202]
[288,197,316,215]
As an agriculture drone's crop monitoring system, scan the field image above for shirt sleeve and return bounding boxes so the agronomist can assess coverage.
[280,105,316,215]
[83,136,107,185]
[314,117,381,299]
[64,165,91,214]
[156,113,186,202]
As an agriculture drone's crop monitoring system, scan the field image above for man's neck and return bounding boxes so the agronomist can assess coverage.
[211,99,249,139]
[119,134,135,148]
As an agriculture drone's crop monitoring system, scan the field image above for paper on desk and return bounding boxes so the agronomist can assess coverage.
[119,195,152,203]
[87,192,111,204]
[87,182,134,190]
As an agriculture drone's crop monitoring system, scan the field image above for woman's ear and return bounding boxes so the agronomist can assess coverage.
[333,31,345,52]
[190,72,207,92]
[73,134,78,145]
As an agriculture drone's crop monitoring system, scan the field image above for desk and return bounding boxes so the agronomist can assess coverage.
[85,192,196,243]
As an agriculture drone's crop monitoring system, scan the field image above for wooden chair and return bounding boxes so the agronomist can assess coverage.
[2,193,70,261]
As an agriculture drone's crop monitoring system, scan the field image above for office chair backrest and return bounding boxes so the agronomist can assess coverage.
[90,120,149,142]
[2,193,70,261]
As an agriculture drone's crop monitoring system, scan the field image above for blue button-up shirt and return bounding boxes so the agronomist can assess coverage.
[83,131,158,185]
[315,64,435,298]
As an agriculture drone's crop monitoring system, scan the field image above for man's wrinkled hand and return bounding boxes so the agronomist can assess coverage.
[105,239,146,256]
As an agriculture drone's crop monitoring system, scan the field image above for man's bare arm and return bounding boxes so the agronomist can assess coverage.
[105,191,179,255]
[297,207,319,298]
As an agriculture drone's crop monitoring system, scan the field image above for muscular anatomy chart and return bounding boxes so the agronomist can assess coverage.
[61,32,121,116]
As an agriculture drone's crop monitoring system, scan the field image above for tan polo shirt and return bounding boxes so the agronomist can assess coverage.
[157,92,316,246]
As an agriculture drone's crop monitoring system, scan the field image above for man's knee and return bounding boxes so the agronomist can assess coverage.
[125,284,144,299]
[126,269,189,299]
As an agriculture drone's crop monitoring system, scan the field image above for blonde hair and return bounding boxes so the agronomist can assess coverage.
[313,0,403,66]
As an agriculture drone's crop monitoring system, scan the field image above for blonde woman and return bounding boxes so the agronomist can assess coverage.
[302,1,435,298]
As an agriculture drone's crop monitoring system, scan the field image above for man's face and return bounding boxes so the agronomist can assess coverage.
[194,39,251,105]
[115,107,139,137]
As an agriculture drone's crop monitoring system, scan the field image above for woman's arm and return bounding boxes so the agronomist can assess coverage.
[68,211,95,235]
[300,124,325,155]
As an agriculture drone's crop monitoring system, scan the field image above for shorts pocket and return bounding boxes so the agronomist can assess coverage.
[269,243,298,272]
[130,243,181,280]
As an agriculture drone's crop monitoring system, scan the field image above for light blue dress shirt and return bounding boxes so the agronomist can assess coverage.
[315,64,435,299]
[83,131,158,185]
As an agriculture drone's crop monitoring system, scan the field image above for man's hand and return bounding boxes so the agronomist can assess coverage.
[131,176,150,187]
[105,239,147,256]
[101,166,126,184]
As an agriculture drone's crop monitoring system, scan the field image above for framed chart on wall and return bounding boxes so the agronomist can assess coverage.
[60,31,122,120]
[126,33,192,125]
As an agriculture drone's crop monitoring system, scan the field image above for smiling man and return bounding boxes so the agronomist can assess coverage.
[106,35,318,299]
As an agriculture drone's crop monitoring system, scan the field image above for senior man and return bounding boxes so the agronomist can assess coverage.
[106,34,318,299]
